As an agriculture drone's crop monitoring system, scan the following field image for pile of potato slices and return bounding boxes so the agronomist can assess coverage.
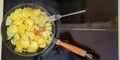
[6,7,53,53]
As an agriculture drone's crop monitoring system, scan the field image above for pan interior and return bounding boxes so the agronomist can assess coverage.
[1,3,55,56]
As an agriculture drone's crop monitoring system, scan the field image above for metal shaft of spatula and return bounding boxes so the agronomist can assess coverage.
[50,10,86,21]
[62,10,86,17]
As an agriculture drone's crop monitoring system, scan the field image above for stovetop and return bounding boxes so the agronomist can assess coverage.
[2,0,118,60]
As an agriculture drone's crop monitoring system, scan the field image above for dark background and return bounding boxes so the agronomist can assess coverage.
[86,0,118,22]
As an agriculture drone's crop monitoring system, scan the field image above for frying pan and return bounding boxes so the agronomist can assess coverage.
[1,3,93,59]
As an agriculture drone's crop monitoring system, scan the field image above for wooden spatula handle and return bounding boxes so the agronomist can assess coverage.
[56,39,87,57]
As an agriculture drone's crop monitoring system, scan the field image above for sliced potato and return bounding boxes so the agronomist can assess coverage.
[26,32,35,40]
[15,40,23,53]
[38,15,48,26]
[7,31,15,40]
[6,7,53,53]
[18,24,26,34]
[45,22,52,28]
[14,34,20,40]
[41,31,51,40]
[21,40,30,49]
[33,9,41,17]
[21,33,29,41]
[27,41,38,52]
[34,35,43,42]
[6,16,12,26]
[7,24,18,40]
[13,20,24,25]
[15,47,22,53]
[22,7,33,18]
[37,36,47,48]
[7,24,18,33]
[10,8,23,21]
[24,18,34,26]
[39,43,46,48]
[11,39,16,45]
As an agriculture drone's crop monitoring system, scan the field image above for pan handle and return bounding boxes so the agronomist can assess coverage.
[56,39,93,59]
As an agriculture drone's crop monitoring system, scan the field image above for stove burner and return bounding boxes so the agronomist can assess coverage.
[33,45,76,60]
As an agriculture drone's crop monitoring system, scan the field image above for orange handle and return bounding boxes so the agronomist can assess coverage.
[56,39,87,57]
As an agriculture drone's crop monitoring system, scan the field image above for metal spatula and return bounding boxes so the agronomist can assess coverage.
[50,10,86,21]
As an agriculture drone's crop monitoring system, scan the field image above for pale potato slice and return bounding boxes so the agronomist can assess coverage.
[7,24,18,33]
[21,33,29,41]
[38,15,48,26]
[24,18,34,26]
[41,31,51,40]
[24,19,34,32]
[6,16,12,26]
[39,43,46,48]
[27,41,38,52]
[13,20,24,25]
[31,16,39,25]
[11,34,20,45]
[21,40,30,49]
[11,39,16,45]
[7,24,18,39]
[26,32,35,40]
[7,31,15,40]
[10,8,23,21]
[45,22,52,31]
[45,26,52,31]
[37,36,47,48]
[14,34,20,40]
[22,7,33,18]
[33,9,41,17]
[32,15,48,27]
[46,37,53,44]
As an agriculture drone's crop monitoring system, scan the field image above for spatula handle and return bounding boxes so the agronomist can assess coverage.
[56,39,87,57]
